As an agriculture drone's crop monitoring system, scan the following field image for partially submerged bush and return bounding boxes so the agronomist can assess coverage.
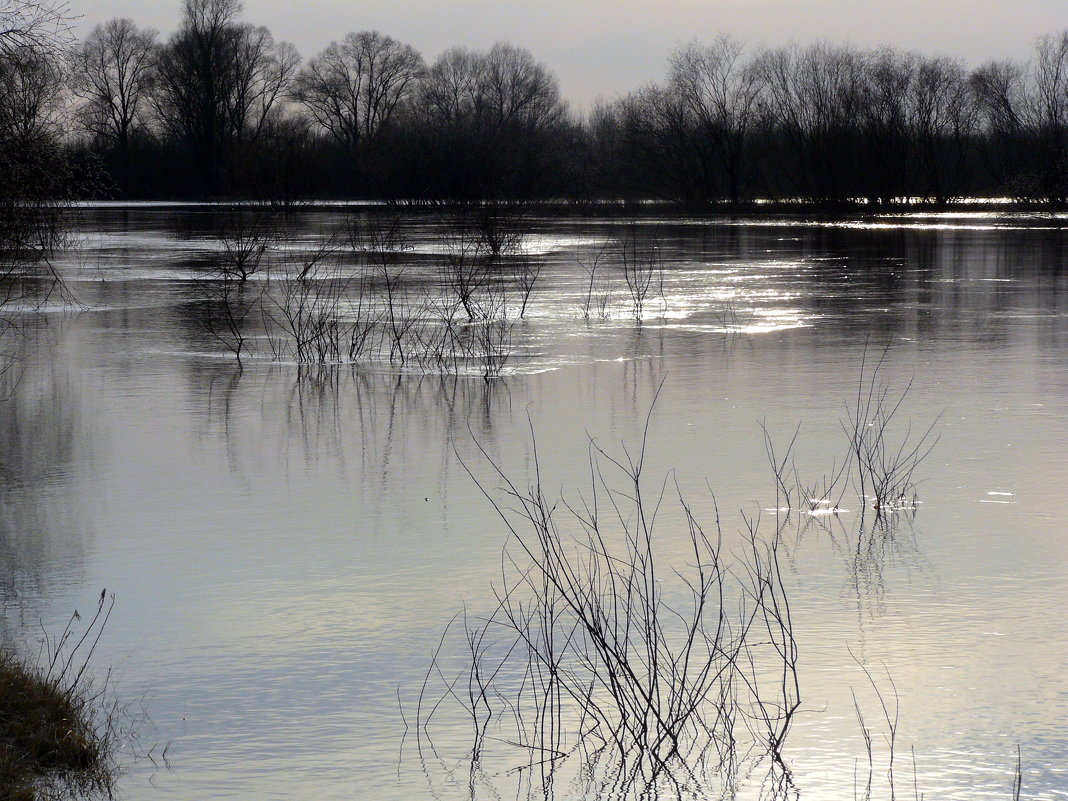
[417,417,800,798]
[763,338,941,520]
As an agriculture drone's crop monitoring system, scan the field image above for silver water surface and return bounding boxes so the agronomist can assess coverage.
[2,208,1067,799]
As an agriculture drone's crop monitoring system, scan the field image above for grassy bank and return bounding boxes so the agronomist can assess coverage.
[0,594,117,801]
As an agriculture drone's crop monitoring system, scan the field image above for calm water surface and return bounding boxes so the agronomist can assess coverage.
[2,207,1067,799]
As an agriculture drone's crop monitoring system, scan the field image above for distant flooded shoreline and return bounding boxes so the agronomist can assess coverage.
[68,199,1068,233]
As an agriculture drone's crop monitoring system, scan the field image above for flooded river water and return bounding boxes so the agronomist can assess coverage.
[1,206,1066,799]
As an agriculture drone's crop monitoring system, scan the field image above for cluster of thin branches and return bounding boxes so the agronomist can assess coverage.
[409,406,1031,801]
[845,344,941,515]
[763,339,941,521]
[0,159,76,394]
[571,225,670,322]
[341,211,522,379]
[845,650,1024,801]
[0,0,77,389]
[216,210,273,284]
[198,209,538,379]
[0,0,70,57]
[264,246,366,365]
[415,418,801,797]
[0,0,78,352]
[436,205,541,323]
[617,226,665,321]
[575,238,613,320]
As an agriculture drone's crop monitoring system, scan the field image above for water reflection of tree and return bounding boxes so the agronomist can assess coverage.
[848,513,927,613]
[0,0,88,621]
[195,366,515,522]
[0,334,89,627]
[787,509,930,619]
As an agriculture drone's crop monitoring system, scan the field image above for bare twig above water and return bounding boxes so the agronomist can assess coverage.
[416,413,802,797]
[617,225,664,321]
[845,339,941,517]
[763,338,941,522]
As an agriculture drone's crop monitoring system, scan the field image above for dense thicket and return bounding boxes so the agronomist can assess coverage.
[12,0,1068,205]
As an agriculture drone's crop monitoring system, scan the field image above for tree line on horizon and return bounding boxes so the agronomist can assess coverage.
[6,0,1068,206]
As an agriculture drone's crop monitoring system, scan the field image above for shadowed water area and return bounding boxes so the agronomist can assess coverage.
[1,206,1066,799]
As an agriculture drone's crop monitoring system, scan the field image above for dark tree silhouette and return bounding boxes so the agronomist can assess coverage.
[293,31,424,155]
[668,37,761,203]
[151,0,297,194]
[40,5,1068,206]
[0,0,77,379]
[71,18,158,184]
[414,42,568,197]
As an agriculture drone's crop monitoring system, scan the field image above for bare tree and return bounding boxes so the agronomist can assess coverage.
[668,36,761,202]
[422,42,564,131]
[0,46,62,142]
[479,42,564,131]
[151,0,242,191]
[150,0,297,193]
[71,19,158,157]
[971,59,1027,134]
[617,40,772,205]
[906,55,975,203]
[614,83,708,201]
[970,58,1027,189]
[0,45,68,304]
[419,46,480,125]
[225,23,298,144]
[1027,31,1068,204]
[293,30,424,155]
[855,48,915,205]
[0,0,69,56]
[971,52,1062,202]
[416,42,566,197]
[753,42,866,202]
[0,0,76,379]
[0,0,70,201]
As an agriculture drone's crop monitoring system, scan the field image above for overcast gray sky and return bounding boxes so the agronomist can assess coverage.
[70,0,1068,109]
